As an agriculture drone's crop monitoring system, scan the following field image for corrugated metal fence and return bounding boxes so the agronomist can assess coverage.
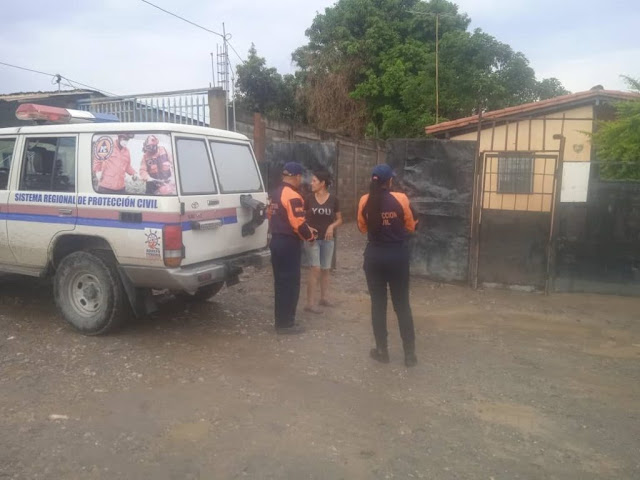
[77,88,210,126]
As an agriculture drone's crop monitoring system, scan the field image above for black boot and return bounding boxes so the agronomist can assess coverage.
[404,351,417,367]
[276,324,305,335]
[369,347,390,364]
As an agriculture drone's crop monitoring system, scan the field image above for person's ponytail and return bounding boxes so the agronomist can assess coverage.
[365,177,384,234]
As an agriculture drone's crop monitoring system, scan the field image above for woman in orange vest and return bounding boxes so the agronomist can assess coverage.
[357,164,418,367]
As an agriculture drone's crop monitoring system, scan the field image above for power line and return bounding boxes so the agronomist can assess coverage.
[227,41,245,64]
[139,0,245,64]
[0,60,117,96]
[138,0,243,131]
[0,61,52,78]
[60,75,117,96]
[140,0,224,38]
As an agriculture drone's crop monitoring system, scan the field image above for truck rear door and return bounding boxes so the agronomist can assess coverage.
[175,136,267,267]
[208,139,267,256]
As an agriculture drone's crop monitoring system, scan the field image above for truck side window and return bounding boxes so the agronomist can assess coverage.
[176,138,217,195]
[0,137,16,190]
[21,137,76,193]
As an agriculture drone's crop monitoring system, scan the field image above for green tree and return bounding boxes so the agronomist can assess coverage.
[235,45,303,121]
[435,29,540,118]
[536,77,570,101]
[294,0,469,137]
[591,76,640,180]
[294,0,568,138]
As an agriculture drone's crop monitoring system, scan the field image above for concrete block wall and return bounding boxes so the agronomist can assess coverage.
[239,110,384,221]
[336,141,383,220]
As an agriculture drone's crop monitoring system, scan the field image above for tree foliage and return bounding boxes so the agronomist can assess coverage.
[238,0,570,138]
[591,76,640,180]
[536,77,570,101]
[235,44,303,121]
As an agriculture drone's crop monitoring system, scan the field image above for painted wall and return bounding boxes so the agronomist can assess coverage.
[453,105,594,212]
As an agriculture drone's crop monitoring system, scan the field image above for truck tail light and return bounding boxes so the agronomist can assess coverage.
[163,224,184,268]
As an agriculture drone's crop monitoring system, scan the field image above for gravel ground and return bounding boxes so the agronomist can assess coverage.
[1,222,639,479]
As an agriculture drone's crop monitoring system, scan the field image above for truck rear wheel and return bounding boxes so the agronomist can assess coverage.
[54,251,128,335]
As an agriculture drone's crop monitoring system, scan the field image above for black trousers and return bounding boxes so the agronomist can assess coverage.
[270,234,302,328]
[363,243,415,353]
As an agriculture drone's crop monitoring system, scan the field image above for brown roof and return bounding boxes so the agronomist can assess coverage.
[425,89,640,136]
[0,89,103,102]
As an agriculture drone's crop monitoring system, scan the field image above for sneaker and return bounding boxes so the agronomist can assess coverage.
[404,352,417,368]
[304,305,323,314]
[275,324,306,335]
[369,348,390,364]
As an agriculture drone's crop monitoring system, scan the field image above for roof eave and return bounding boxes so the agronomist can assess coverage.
[425,90,640,137]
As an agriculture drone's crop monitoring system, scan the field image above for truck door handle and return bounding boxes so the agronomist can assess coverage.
[58,208,74,216]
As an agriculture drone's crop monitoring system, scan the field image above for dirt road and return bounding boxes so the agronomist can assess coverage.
[1,223,639,479]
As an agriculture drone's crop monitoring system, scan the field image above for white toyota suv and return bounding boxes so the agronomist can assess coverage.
[0,104,269,334]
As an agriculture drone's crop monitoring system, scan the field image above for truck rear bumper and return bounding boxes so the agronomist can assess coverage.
[121,247,270,294]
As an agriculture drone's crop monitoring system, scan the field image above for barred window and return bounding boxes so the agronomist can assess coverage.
[497,155,533,194]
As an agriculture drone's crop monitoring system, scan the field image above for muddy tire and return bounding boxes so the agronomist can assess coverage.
[54,251,128,335]
[180,282,224,302]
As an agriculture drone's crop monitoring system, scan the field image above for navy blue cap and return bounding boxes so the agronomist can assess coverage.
[371,164,395,182]
[282,162,304,176]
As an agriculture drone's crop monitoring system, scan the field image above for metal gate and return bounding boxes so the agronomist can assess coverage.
[386,139,476,283]
[77,88,210,126]
[468,117,566,292]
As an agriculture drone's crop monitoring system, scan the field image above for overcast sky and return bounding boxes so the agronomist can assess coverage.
[0,0,638,97]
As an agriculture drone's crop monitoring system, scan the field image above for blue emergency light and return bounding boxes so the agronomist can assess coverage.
[91,112,120,123]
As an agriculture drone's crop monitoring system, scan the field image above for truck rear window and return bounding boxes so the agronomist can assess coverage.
[209,141,262,194]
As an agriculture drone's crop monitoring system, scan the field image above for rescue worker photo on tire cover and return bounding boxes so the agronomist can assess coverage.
[357,164,419,367]
[267,162,317,334]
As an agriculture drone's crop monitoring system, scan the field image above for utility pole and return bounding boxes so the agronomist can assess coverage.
[410,10,457,125]
[435,13,439,124]
[211,52,216,86]
[222,22,229,131]
[229,56,237,132]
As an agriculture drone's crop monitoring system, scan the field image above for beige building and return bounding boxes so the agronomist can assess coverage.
[425,89,639,212]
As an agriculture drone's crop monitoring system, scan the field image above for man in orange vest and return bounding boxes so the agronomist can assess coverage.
[268,162,317,334]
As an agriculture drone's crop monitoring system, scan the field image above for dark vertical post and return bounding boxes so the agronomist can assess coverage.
[332,140,339,270]
[545,132,566,295]
[469,108,484,289]
[435,14,439,125]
